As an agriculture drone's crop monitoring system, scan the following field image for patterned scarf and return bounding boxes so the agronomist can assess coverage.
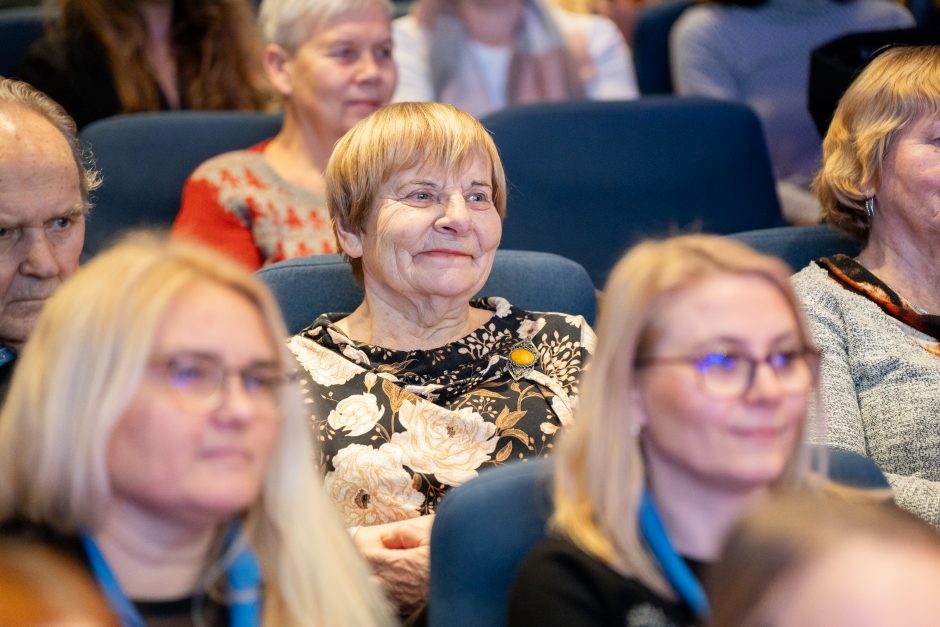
[818,254,940,356]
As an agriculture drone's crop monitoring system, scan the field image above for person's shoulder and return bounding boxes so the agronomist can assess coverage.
[187,141,271,181]
[20,26,102,69]
[0,520,87,567]
[673,3,726,35]
[791,260,863,330]
[517,534,615,585]
[791,261,841,301]
[850,0,916,25]
[512,307,589,335]
[392,13,423,39]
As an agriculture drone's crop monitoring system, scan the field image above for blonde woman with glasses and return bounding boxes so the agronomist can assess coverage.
[508,234,821,626]
[0,234,392,627]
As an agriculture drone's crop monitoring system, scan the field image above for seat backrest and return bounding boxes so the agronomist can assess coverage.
[828,447,892,493]
[0,7,46,79]
[482,97,783,287]
[632,0,695,94]
[79,110,282,257]
[255,249,597,334]
[428,458,553,627]
[426,447,889,627]
[728,224,861,273]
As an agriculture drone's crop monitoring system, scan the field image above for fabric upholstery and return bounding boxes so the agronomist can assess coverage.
[256,250,597,334]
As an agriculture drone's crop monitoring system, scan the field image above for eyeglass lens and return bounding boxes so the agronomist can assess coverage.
[694,351,817,399]
[153,352,285,413]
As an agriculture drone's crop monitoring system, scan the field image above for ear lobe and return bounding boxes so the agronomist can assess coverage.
[262,44,293,96]
[859,179,878,200]
[335,219,364,260]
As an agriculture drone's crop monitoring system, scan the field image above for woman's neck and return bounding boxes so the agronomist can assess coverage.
[263,111,333,197]
[337,290,492,351]
[457,0,525,47]
[857,223,940,314]
[94,503,216,600]
[139,1,180,109]
[646,461,766,562]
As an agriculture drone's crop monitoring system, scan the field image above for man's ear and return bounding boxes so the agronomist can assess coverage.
[262,43,293,97]
[334,218,364,260]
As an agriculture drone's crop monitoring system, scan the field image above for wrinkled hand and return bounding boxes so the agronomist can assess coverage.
[354,515,435,615]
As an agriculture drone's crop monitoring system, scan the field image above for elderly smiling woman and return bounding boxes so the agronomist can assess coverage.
[287,102,594,611]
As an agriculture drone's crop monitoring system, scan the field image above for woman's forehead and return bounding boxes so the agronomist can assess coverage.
[383,153,493,186]
[649,274,800,348]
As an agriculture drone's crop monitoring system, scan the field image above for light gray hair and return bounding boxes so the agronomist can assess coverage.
[259,0,393,53]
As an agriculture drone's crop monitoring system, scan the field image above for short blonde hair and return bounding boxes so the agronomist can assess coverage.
[553,234,820,597]
[816,45,940,242]
[0,232,392,627]
[326,102,507,281]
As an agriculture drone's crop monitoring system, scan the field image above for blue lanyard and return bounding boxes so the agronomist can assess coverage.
[638,490,710,620]
[81,525,262,627]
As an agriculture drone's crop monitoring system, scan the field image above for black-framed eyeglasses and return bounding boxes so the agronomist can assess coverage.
[636,348,820,400]
[148,351,294,414]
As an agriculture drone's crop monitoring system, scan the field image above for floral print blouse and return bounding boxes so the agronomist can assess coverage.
[287,297,595,526]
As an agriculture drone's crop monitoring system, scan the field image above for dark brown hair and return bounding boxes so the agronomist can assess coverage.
[54,0,272,113]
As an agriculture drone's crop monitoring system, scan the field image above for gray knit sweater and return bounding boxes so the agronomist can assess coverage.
[792,262,940,527]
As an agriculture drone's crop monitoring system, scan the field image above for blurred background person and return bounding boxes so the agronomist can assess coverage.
[554,0,654,46]
[17,0,272,129]
[172,0,397,270]
[671,0,913,224]
[392,0,638,119]
[0,78,98,400]
[792,45,940,528]
[288,102,594,614]
[0,538,118,626]
[0,234,392,626]
[508,235,820,625]
[708,493,940,627]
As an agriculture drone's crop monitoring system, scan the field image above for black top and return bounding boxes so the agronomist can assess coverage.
[507,535,701,627]
[17,30,175,129]
[1,520,227,626]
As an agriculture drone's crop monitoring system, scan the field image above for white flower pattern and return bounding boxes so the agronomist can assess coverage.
[294,300,593,521]
[327,393,385,436]
[388,400,499,485]
[324,444,424,525]
[288,335,360,386]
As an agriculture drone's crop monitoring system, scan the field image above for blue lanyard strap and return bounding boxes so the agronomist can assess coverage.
[638,490,711,620]
[82,524,262,627]
[81,533,146,627]
[225,525,263,627]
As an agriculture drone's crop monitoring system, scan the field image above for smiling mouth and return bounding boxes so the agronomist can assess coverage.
[420,250,473,259]
[348,100,381,110]
[202,448,252,462]
[4,298,50,311]
[731,425,789,441]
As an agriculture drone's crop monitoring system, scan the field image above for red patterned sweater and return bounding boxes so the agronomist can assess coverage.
[172,140,335,270]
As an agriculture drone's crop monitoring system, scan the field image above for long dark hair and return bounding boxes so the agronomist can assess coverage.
[54,0,271,113]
